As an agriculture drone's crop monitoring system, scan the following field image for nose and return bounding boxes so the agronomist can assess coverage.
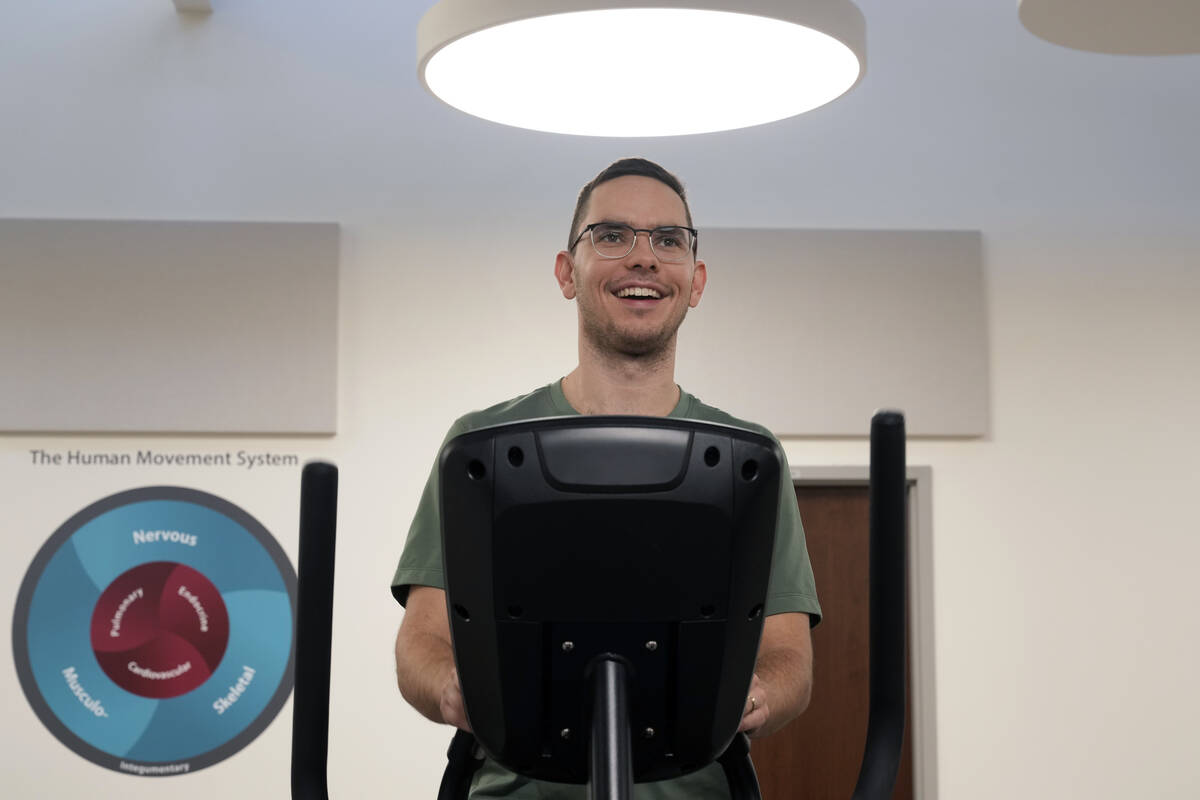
[628,231,658,270]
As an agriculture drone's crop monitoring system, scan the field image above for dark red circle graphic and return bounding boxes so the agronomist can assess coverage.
[90,561,230,699]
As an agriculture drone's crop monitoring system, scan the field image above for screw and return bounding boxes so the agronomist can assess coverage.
[643,727,655,739]
[562,641,574,652]
[645,640,658,651]
[560,728,571,740]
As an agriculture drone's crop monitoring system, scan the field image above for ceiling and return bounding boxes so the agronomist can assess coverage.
[0,0,1196,234]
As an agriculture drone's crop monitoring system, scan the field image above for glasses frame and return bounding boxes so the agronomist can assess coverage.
[569,222,699,263]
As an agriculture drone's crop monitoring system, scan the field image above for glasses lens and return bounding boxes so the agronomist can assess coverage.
[590,223,634,257]
[650,227,693,262]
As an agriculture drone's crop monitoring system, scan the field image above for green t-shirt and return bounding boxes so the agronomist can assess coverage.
[392,380,821,799]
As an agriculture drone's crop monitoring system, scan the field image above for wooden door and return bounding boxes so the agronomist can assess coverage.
[749,486,914,800]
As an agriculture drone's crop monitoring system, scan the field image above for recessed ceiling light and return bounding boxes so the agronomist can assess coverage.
[417,1,866,137]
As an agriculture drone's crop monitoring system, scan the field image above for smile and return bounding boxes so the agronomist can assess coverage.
[614,287,662,299]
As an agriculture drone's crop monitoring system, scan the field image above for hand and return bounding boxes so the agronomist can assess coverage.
[439,667,472,732]
[738,672,769,738]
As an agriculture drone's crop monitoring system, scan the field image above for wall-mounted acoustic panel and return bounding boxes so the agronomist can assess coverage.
[0,220,339,434]
[677,229,988,437]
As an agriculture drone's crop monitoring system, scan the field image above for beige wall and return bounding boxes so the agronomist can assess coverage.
[3,223,1197,797]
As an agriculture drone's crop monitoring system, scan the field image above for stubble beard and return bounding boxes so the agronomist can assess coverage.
[578,296,689,364]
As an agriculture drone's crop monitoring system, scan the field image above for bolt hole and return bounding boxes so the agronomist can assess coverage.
[453,604,471,622]
[507,604,524,619]
[704,446,720,467]
[467,459,486,480]
[507,447,524,467]
[700,604,716,618]
[748,604,764,620]
[740,459,759,481]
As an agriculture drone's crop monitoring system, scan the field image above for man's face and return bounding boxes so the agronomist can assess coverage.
[555,175,707,359]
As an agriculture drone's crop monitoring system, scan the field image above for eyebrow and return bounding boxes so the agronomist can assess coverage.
[592,220,688,229]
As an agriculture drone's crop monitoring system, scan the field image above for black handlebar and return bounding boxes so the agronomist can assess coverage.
[291,461,338,800]
[852,411,908,800]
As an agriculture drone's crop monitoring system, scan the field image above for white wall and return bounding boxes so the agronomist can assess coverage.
[2,1,1198,797]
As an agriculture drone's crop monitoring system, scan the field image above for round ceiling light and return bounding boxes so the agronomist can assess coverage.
[417,0,866,137]
[1019,0,1200,55]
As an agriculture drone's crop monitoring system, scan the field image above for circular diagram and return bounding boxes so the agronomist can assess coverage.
[90,561,230,699]
[12,487,296,776]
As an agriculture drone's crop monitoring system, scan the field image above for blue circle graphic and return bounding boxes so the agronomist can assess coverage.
[12,487,297,776]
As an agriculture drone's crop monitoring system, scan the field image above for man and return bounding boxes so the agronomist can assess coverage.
[393,158,821,799]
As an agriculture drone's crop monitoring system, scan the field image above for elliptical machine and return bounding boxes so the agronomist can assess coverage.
[291,412,907,800]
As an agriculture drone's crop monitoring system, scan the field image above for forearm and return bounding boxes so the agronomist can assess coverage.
[752,643,812,737]
[394,627,457,724]
[394,585,471,730]
[740,611,813,738]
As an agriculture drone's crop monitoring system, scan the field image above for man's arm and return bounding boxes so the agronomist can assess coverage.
[394,585,471,731]
[737,611,813,738]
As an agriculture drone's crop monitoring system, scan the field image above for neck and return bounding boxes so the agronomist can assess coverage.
[562,338,681,416]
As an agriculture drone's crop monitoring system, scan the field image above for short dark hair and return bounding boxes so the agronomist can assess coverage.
[567,158,694,251]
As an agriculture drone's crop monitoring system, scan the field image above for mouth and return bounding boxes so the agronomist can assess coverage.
[613,286,664,301]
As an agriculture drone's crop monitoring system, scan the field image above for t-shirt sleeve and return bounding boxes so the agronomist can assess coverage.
[390,418,469,607]
[763,439,823,626]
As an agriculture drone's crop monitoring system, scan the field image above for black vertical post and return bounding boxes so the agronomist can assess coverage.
[292,461,338,800]
[716,732,762,800]
[851,411,907,800]
[588,657,633,800]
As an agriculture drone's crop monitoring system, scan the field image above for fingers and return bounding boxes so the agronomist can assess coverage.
[738,698,768,735]
[440,668,473,732]
[738,674,768,736]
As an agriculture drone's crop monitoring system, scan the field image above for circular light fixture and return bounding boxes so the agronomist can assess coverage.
[417,0,866,137]
[1019,0,1200,55]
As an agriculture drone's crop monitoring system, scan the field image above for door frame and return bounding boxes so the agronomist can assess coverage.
[791,465,938,800]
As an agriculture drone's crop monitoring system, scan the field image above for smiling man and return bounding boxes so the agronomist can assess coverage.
[393,158,821,799]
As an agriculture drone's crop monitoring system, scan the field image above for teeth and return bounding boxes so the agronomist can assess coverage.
[616,287,662,299]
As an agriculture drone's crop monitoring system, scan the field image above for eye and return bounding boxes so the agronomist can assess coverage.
[593,224,630,244]
[652,227,688,250]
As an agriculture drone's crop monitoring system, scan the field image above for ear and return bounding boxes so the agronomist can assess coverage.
[554,251,577,300]
[688,258,707,308]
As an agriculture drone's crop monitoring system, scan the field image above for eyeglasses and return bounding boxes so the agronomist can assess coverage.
[569,222,698,263]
